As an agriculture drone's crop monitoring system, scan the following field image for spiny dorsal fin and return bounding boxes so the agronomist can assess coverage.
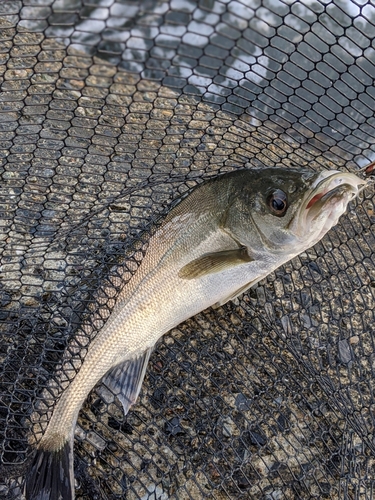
[102,347,153,416]
[179,247,252,280]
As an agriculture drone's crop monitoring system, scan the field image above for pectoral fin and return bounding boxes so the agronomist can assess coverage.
[179,247,252,280]
[102,347,153,416]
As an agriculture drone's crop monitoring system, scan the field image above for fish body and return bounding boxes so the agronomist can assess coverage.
[25,167,366,499]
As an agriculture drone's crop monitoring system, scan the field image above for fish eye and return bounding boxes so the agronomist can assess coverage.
[267,189,288,216]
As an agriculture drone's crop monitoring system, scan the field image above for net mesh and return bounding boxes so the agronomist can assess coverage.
[1,0,375,498]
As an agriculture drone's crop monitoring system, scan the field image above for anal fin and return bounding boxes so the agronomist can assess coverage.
[214,281,256,308]
[102,347,153,416]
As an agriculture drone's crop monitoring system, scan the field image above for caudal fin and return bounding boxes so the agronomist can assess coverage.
[25,440,74,500]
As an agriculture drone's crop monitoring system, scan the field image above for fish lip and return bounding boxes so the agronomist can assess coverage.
[306,184,355,213]
[303,171,367,214]
[291,170,368,237]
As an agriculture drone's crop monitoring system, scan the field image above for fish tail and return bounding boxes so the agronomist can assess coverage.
[25,439,74,500]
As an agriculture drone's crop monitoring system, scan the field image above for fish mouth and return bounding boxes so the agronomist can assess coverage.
[297,170,368,233]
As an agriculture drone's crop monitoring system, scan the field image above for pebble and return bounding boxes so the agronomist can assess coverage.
[277,413,288,432]
[281,316,292,335]
[349,335,360,345]
[141,484,168,500]
[86,431,106,451]
[265,489,283,500]
[222,417,236,438]
[338,339,352,364]
[164,417,183,436]
[247,428,267,447]
[107,441,118,452]
[235,393,252,411]
[0,293,11,307]
[96,385,115,404]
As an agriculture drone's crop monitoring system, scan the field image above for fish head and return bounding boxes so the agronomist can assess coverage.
[226,167,368,257]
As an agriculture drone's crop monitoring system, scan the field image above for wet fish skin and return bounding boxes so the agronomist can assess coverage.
[25,166,366,500]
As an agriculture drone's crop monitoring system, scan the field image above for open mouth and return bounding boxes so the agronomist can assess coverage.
[304,171,367,215]
[288,170,370,239]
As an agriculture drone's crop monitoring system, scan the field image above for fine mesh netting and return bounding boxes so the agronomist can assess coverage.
[0,0,375,498]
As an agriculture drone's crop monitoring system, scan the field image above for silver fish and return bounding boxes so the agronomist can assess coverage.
[25,167,366,499]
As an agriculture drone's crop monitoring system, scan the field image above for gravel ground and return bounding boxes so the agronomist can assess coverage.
[0,20,375,500]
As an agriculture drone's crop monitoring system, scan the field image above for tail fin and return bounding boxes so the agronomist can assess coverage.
[25,440,74,500]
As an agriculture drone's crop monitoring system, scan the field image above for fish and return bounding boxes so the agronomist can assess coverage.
[25,166,367,499]
[364,160,375,177]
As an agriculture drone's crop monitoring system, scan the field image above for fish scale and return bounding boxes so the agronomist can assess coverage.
[25,166,367,500]
[32,212,228,448]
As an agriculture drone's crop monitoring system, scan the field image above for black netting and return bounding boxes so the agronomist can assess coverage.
[0,0,375,498]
